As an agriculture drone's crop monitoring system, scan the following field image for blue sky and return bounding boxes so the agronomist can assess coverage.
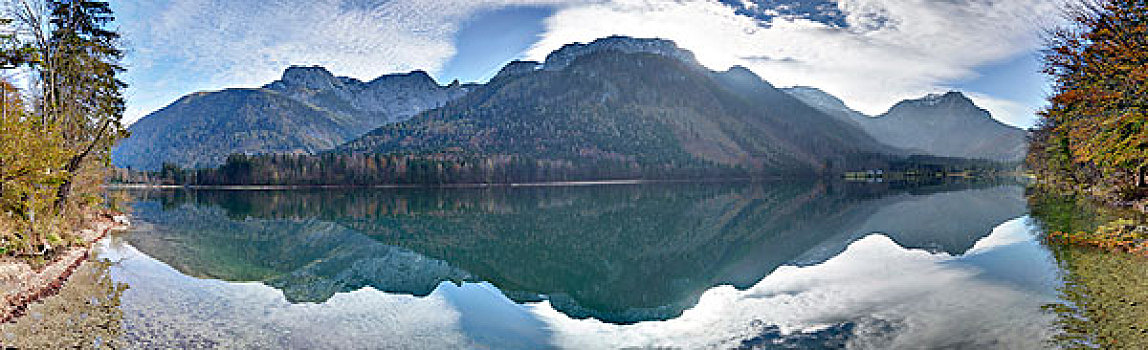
[437,6,555,83]
[109,0,1061,128]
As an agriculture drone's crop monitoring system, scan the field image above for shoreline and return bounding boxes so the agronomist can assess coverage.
[104,178,767,191]
[0,214,129,323]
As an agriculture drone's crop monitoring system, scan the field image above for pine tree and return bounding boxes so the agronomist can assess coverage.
[0,0,126,255]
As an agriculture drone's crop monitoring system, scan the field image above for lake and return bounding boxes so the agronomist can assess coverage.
[4,181,1066,348]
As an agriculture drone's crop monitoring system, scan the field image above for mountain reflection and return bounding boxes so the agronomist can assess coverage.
[122,181,1025,323]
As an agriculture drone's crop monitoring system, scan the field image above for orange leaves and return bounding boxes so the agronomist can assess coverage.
[1047,219,1148,255]
[1034,0,1148,190]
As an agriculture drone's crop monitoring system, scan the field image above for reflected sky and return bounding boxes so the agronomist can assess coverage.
[97,215,1059,348]
[94,183,1060,348]
[531,218,1059,348]
[119,182,1029,323]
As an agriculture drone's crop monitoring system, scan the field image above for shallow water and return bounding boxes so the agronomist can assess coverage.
[11,182,1066,348]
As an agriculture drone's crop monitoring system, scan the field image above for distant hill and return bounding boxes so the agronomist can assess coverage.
[113,67,468,170]
[784,87,1027,162]
[337,37,897,176]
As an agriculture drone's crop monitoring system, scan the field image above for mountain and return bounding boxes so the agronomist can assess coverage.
[112,89,354,171]
[113,67,469,170]
[785,87,1027,162]
[337,36,898,176]
[116,36,1021,174]
[263,67,467,124]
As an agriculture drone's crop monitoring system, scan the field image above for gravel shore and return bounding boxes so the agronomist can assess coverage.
[0,213,129,323]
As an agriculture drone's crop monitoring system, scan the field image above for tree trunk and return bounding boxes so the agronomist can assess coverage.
[52,120,112,213]
[51,159,77,213]
[1138,164,1147,188]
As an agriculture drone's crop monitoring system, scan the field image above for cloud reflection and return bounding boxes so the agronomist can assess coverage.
[529,217,1059,349]
[97,216,1057,348]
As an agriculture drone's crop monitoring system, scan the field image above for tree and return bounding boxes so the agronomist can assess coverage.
[15,0,128,213]
[1032,0,1148,195]
[0,0,126,255]
[0,79,69,253]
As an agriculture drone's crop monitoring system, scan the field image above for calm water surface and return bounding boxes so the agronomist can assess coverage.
[23,182,1068,348]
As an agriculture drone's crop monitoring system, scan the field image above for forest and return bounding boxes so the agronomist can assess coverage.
[115,152,1014,186]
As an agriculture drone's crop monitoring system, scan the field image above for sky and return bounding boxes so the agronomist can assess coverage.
[108,0,1064,129]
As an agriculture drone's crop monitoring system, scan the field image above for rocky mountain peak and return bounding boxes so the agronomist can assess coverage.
[879,91,992,124]
[722,66,768,83]
[783,86,855,116]
[367,70,439,90]
[274,65,343,91]
[902,91,976,109]
[542,36,700,71]
[715,65,780,96]
[785,86,845,106]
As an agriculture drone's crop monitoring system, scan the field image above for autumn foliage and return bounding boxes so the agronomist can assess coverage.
[1028,0,1148,200]
[0,1,128,257]
[1047,219,1148,256]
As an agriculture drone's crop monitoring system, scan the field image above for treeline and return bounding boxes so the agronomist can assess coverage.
[115,153,751,186]
[0,1,128,256]
[114,152,1015,187]
[1027,0,1147,201]
[856,155,1017,177]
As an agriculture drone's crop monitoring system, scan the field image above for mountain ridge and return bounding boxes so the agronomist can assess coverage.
[784,86,1027,162]
[541,35,702,71]
[114,66,470,170]
[336,39,899,175]
[114,36,1022,173]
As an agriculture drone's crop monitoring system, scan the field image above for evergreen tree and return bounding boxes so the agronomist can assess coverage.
[15,0,127,212]
[0,0,126,255]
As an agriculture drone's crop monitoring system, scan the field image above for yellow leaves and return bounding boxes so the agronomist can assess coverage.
[1048,218,1148,256]
[1044,3,1148,174]
[0,79,74,256]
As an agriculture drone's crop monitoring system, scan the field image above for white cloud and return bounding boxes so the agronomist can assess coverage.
[530,218,1060,348]
[525,0,1062,127]
[125,0,584,82]
[116,0,1062,127]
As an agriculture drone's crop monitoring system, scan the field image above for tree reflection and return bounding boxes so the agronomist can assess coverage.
[122,180,1024,323]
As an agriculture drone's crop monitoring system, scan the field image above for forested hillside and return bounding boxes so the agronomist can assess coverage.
[112,89,356,171]
[338,37,898,177]
[123,149,1011,186]
[1027,0,1147,201]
